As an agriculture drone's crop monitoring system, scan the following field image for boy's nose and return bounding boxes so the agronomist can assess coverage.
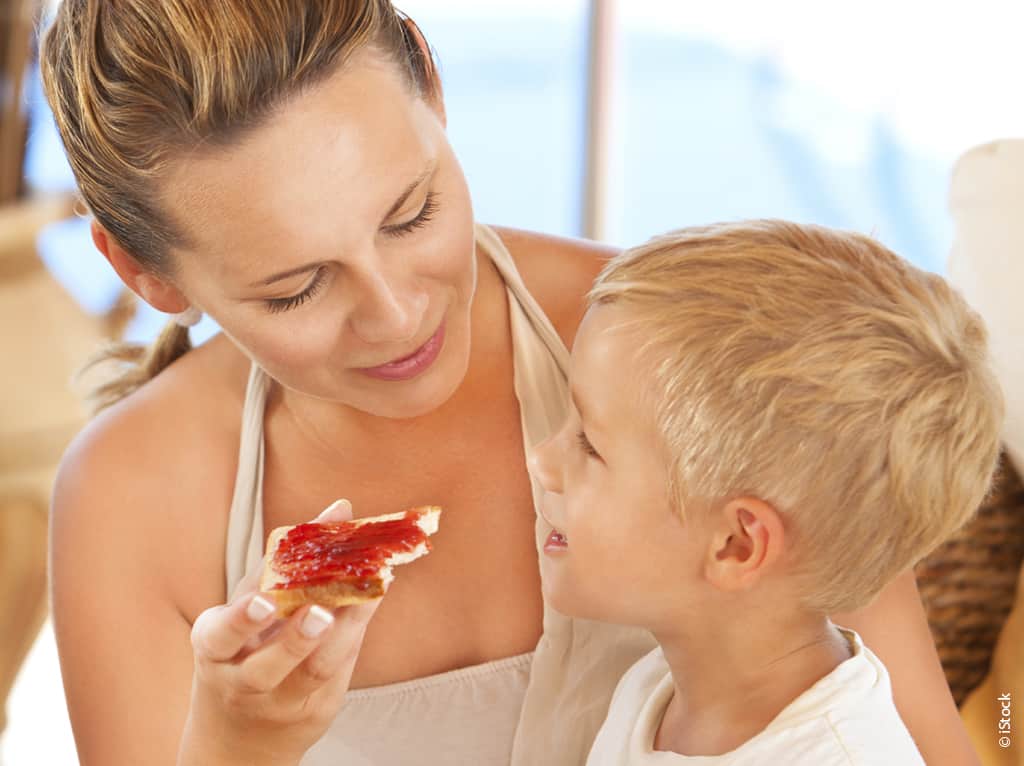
[528,434,564,494]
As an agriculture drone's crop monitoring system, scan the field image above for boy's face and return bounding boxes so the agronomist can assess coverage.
[530,304,710,627]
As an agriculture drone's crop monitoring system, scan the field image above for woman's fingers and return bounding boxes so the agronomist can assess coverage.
[289,598,383,695]
[314,498,353,523]
[184,497,378,759]
[230,605,337,693]
[198,499,370,698]
[192,592,278,664]
[229,563,265,603]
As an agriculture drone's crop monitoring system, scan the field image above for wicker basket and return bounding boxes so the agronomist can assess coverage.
[915,454,1024,706]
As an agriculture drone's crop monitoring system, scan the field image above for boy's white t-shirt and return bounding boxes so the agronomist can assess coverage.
[586,629,925,765]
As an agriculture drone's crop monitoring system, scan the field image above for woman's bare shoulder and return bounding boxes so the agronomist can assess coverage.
[52,334,250,614]
[490,226,621,349]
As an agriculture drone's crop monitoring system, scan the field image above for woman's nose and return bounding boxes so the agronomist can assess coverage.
[348,269,428,346]
[528,432,564,494]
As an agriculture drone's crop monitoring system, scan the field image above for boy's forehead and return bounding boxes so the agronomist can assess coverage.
[574,304,640,361]
[572,305,649,420]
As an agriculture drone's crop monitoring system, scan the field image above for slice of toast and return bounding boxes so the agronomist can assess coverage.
[260,506,441,616]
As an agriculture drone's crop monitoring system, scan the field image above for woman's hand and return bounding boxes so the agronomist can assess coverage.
[178,500,381,766]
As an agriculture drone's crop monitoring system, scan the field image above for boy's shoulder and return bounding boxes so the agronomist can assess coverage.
[797,631,926,765]
[588,632,926,765]
[752,630,926,766]
[586,647,673,765]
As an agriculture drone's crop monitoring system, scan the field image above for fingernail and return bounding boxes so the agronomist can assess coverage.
[317,499,351,521]
[301,606,334,638]
[247,595,276,622]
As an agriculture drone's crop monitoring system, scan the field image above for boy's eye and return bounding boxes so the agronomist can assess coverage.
[576,430,601,460]
[264,266,328,314]
[382,191,439,238]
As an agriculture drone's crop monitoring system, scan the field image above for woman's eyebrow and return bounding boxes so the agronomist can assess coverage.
[382,160,437,221]
[250,162,437,288]
[252,261,322,288]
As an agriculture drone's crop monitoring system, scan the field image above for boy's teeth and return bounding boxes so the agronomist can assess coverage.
[552,531,568,544]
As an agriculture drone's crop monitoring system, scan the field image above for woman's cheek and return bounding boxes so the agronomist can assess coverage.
[429,211,476,286]
[231,309,344,373]
[426,236,474,289]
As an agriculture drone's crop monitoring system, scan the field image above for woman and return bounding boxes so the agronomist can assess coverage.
[41,2,979,764]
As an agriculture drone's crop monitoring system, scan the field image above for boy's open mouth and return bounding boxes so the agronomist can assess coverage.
[544,529,569,551]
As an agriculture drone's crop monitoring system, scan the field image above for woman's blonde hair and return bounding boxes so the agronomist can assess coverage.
[40,0,438,412]
[589,220,1004,614]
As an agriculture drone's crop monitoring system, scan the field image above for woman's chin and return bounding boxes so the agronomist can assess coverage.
[359,378,463,420]
[345,342,470,420]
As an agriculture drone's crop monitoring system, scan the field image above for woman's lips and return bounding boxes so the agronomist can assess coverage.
[358,321,446,382]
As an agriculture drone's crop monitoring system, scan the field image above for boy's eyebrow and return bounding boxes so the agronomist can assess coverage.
[250,161,436,288]
[570,387,597,431]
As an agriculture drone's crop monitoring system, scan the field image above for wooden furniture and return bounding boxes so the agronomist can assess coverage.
[0,195,107,735]
[1,0,39,204]
[2,0,61,737]
[917,455,1024,706]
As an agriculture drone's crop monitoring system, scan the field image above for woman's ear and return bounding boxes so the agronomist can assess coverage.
[90,220,190,314]
[402,16,446,126]
[703,496,785,592]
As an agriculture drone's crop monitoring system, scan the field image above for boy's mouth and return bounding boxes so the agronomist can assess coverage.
[538,503,568,552]
[544,529,569,552]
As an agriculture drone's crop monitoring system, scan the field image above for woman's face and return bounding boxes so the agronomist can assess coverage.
[161,52,477,419]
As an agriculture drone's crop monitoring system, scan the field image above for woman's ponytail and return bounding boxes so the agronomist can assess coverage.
[80,320,192,414]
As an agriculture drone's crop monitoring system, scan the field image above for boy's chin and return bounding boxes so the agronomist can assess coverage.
[542,581,623,624]
[542,580,582,616]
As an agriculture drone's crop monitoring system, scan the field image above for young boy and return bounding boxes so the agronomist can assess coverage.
[529,220,1003,764]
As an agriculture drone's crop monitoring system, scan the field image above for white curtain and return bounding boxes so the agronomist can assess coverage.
[947,139,1024,474]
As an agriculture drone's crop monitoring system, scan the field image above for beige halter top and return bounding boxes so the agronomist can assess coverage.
[224,224,656,765]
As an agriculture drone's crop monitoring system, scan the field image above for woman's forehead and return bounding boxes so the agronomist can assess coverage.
[162,55,439,272]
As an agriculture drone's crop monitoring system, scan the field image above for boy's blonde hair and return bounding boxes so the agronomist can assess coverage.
[589,220,1004,614]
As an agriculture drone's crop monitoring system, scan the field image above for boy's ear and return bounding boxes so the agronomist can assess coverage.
[703,496,785,591]
[90,220,191,314]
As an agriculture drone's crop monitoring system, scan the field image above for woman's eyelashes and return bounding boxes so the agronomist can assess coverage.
[263,191,439,313]
[576,429,601,460]
[265,266,329,314]
[382,191,439,238]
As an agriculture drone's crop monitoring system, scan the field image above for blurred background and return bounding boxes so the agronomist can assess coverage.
[2,0,1024,762]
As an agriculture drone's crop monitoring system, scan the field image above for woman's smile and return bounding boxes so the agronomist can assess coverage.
[358,319,447,381]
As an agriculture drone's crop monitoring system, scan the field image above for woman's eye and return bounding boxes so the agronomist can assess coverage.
[576,430,601,459]
[264,267,328,314]
[382,191,439,238]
